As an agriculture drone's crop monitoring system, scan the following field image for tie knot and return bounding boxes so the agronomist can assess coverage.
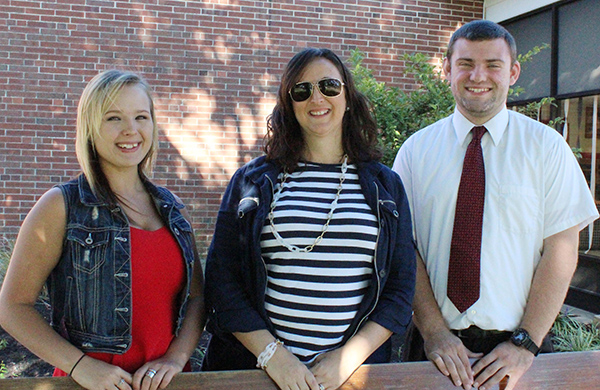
[472,126,486,142]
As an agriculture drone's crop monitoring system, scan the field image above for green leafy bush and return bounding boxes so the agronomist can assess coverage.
[551,312,600,352]
[350,50,454,166]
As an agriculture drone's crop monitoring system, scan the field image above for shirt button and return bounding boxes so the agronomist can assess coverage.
[471,310,477,315]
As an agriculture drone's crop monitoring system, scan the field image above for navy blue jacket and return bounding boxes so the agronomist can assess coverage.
[203,156,416,370]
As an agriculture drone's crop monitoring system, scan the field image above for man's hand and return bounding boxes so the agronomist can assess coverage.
[424,330,483,389]
[472,341,534,390]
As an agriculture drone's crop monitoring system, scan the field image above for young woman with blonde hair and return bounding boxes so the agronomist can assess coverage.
[0,70,205,390]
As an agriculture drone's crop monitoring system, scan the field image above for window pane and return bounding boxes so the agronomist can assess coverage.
[558,0,600,95]
[558,96,600,253]
[504,10,552,103]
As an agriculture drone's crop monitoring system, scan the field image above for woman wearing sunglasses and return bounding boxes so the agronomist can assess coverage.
[202,48,416,390]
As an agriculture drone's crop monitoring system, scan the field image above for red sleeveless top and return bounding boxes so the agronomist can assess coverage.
[55,226,187,375]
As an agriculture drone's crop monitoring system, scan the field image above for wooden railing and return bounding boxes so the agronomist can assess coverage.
[3,350,600,389]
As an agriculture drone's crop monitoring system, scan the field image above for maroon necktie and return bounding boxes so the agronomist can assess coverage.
[447,126,486,313]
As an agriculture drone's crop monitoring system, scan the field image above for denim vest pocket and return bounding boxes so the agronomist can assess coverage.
[67,227,110,275]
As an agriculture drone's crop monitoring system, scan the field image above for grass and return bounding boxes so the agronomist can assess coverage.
[0,237,12,289]
[551,311,600,352]
[0,339,7,378]
[0,238,12,379]
[191,344,207,369]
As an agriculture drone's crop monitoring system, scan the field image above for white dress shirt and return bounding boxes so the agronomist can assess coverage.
[394,108,599,331]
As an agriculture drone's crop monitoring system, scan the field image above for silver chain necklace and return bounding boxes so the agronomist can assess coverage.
[268,155,348,253]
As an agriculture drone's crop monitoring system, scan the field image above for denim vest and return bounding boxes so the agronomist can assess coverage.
[47,175,196,354]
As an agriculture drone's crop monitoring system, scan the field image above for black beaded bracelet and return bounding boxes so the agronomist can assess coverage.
[69,353,86,376]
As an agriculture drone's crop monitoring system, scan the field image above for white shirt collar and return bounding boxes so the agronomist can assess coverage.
[452,107,509,147]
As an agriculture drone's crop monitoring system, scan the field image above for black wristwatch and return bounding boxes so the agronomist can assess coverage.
[510,328,540,356]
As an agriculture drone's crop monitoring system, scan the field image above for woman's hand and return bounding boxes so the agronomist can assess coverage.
[71,355,133,390]
[233,330,320,390]
[311,321,393,390]
[310,348,355,390]
[132,356,186,390]
[264,346,321,390]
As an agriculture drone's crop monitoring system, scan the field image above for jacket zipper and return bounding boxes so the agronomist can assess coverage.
[350,181,382,338]
[260,175,274,306]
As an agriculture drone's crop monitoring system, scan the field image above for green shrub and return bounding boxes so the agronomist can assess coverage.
[350,50,453,166]
[551,312,600,352]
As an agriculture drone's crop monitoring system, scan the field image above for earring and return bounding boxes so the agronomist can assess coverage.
[346,106,350,111]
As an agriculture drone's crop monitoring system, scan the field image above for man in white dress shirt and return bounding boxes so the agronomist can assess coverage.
[393,20,598,390]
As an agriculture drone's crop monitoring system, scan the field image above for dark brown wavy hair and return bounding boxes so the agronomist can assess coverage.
[264,48,381,171]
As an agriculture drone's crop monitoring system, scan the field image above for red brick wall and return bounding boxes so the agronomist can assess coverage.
[0,0,483,251]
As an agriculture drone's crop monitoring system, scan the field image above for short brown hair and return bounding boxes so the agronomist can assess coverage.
[447,20,518,64]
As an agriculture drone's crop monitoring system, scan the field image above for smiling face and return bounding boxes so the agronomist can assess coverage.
[292,58,347,153]
[444,38,521,125]
[94,84,154,175]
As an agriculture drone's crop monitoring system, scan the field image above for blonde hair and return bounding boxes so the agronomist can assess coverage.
[75,70,158,201]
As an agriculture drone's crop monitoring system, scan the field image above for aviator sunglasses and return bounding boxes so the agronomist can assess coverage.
[289,78,345,102]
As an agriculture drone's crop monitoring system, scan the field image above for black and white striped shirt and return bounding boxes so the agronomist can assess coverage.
[260,161,378,363]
